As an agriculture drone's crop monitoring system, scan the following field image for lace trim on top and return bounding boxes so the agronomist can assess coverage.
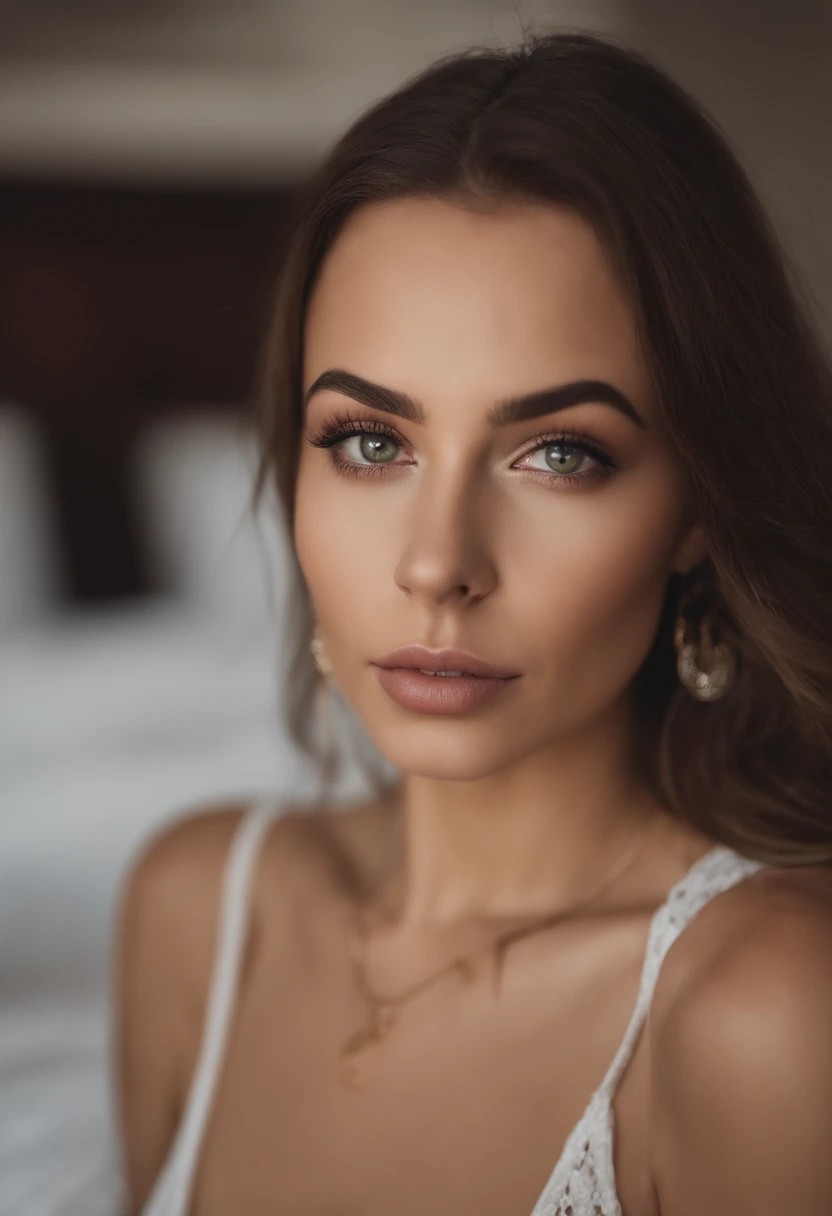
[139,810,768,1216]
[528,845,768,1216]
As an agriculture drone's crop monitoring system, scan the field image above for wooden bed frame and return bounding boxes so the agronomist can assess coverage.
[0,177,296,604]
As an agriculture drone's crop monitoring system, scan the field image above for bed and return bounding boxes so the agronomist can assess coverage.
[0,410,375,1214]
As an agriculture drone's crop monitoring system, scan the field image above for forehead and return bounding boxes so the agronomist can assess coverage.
[303,196,651,414]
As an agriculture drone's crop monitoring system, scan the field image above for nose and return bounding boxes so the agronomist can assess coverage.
[392,481,498,609]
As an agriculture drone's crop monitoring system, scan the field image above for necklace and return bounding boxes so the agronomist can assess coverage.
[338,809,660,1087]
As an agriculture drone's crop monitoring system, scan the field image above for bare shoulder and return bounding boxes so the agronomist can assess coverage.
[650,861,832,1020]
[115,796,365,1025]
[117,788,394,977]
[113,795,356,1212]
[117,804,280,1011]
[647,863,832,1214]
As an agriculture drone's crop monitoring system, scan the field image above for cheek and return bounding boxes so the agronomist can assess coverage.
[508,468,683,687]
[293,456,388,616]
[294,445,685,692]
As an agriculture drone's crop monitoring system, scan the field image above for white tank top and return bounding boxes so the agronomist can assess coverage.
[139,796,769,1216]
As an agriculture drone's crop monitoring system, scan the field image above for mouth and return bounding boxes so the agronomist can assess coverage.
[370,645,521,716]
[371,644,520,680]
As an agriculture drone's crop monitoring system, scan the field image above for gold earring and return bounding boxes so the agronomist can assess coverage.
[674,593,737,702]
[310,622,334,681]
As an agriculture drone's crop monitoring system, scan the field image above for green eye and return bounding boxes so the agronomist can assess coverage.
[307,414,616,487]
[359,435,399,464]
[543,444,583,475]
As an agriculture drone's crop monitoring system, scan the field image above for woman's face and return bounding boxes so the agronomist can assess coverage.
[295,196,706,780]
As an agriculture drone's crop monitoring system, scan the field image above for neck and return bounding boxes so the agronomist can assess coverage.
[383,696,662,926]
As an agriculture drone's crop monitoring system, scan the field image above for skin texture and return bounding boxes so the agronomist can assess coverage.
[297,196,709,920]
[115,197,832,1215]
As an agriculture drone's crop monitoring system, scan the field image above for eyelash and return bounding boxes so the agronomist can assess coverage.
[305,411,618,488]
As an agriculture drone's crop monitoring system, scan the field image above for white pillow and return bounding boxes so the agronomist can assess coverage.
[132,413,291,631]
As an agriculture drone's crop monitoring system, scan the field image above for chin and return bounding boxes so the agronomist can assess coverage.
[363,727,525,784]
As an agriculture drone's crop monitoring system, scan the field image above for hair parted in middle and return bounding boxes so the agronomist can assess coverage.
[252,29,832,867]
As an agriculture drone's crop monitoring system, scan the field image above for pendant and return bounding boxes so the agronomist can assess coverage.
[338,1003,397,1086]
[341,1003,397,1058]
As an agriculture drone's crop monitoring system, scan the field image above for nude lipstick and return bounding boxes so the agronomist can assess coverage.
[371,645,520,715]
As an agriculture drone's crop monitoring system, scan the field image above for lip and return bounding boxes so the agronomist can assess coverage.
[371,645,520,679]
[370,645,521,716]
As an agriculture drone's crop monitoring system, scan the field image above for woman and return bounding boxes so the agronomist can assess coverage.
[115,29,832,1216]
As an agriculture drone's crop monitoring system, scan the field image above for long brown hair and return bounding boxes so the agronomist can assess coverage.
[252,29,832,866]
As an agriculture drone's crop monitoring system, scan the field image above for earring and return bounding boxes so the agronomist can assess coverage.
[310,622,334,681]
[674,590,737,702]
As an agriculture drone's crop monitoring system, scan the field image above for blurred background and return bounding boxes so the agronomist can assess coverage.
[0,1,829,1212]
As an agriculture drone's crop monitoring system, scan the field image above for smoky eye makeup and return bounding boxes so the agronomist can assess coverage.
[305,408,621,489]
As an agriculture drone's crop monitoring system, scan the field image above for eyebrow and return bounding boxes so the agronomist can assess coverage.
[303,368,646,430]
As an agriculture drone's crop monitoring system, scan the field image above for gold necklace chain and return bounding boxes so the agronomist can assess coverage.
[338,809,661,1085]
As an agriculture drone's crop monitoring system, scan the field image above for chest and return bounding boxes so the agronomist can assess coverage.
[187,922,661,1216]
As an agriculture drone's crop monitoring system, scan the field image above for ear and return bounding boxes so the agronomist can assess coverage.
[671,521,708,576]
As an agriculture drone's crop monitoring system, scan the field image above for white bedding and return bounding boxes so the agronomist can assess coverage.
[0,599,379,1215]
[0,406,383,1214]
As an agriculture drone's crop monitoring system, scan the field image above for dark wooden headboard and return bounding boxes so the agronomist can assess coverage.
[0,177,296,603]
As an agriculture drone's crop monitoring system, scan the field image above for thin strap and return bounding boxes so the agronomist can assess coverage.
[529,844,770,1216]
[141,797,283,1216]
[595,843,767,1102]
